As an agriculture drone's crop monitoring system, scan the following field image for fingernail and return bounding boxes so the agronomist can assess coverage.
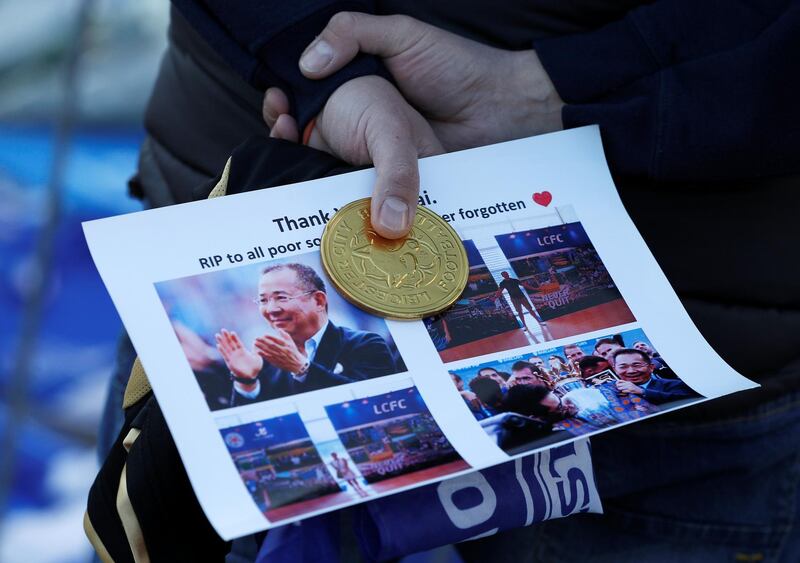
[378,197,409,235]
[263,88,280,121]
[300,39,333,73]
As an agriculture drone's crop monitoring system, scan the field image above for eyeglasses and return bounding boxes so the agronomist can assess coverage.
[615,362,650,370]
[253,290,317,307]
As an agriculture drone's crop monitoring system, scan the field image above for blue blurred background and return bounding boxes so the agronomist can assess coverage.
[0,2,465,562]
[0,1,165,561]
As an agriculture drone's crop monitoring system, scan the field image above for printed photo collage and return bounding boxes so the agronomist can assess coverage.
[216,384,467,522]
[155,250,467,522]
[153,204,704,522]
[431,205,703,455]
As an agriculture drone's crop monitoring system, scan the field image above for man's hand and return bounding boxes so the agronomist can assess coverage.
[615,380,644,396]
[292,12,564,150]
[174,322,215,371]
[265,13,563,237]
[254,329,309,374]
[215,329,263,381]
[263,75,443,239]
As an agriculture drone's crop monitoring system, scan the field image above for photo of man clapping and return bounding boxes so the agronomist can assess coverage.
[156,255,406,411]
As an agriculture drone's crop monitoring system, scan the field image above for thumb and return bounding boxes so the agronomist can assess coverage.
[366,112,420,239]
[366,108,443,239]
[299,12,429,77]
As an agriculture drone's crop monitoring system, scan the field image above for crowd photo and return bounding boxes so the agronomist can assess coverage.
[449,328,702,455]
[155,252,406,411]
[495,219,635,341]
[424,240,529,362]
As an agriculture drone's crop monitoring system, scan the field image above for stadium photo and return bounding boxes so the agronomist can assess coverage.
[221,414,346,522]
[325,387,469,492]
[495,221,635,340]
[423,240,530,362]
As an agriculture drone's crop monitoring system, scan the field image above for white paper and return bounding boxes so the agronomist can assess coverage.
[83,126,756,539]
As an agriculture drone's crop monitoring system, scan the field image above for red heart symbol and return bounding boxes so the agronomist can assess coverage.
[533,191,552,207]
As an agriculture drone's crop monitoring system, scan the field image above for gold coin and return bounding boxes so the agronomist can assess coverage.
[321,198,468,320]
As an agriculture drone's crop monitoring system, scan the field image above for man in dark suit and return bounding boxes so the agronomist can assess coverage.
[611,348,698,405]
[215,263,399,407]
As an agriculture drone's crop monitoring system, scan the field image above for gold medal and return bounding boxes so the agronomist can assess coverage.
[321,198,468,320]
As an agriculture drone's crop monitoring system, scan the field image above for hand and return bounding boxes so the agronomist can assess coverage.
[215,329,263,381]
[460,390,483,411]
[254,329,309,374]
[174,322,215,371]
[263,75,443,239]
[616,380,644,395]
[291,12,564,151]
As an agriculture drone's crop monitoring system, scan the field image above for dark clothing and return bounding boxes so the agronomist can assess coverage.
[650,355,677,380]
[640,376,699,405]
[169,0,388,129]
[230,323,400,408]
[498,277,528,301]
[171,0,800,181]
[479,412,559,453]
[539,0,800,180]
[88,395,232,562]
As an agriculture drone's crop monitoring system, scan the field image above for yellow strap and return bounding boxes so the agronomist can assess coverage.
[207,157,231,198]
[122,358,152,410]
[116,464,151,563]
[84,511,115,563]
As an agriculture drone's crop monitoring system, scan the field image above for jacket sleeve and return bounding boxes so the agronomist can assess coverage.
[534,1,800,180]
[642,380,699,404]
[306,332,397,386]
[171,0,389,128]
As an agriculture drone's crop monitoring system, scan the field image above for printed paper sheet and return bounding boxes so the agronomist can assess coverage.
[83,126,756,539]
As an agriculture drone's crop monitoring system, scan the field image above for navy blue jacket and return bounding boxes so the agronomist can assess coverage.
[640,376,699,405]
[172,0,800,180]
[232,322,400,406]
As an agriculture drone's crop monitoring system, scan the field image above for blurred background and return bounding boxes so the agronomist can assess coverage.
[0,2,465,562]
[0,1,165,561]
